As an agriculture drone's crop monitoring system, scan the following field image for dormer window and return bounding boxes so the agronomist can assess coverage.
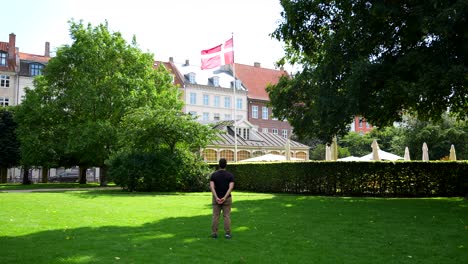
[231,79,242,89]
[211,76,219,87]
[236,127,250,140]
[187,72,196,84]
[30,63,44,76]
[0,52,7,66]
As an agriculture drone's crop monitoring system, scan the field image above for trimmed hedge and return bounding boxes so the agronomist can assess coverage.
[211,161,468,197]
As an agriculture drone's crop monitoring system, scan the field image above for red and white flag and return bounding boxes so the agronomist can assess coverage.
[201,38,234,70]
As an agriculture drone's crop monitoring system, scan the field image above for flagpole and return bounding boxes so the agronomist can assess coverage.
[232,32,238,162]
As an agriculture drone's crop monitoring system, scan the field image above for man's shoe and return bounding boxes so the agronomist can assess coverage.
[225,233,232,239]
[211,234,218,239]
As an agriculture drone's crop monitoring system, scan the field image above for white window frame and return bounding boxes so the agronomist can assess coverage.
[236,98,242,110]
[224,97,231,108]
[0,75,10,88]
[190,92,197,105]
[272,128,278,135]
[202,112,210,121]
[214,113,220,121]
[224,114,231,120]
[203,94,209,106]
[214,96,220,107]
[262,128,269,133]
[252,105,258,119]
[0,52,7,66]
[282,129,288,138]
[0,97,9,107]
[188,72,196,84]
[262,106,268,120]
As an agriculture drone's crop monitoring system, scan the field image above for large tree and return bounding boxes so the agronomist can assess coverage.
[268,0,467,141]
[0,108,20,183]
[15,21,181,185]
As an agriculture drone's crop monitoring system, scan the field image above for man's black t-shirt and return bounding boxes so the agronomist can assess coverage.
[210,169,234,198]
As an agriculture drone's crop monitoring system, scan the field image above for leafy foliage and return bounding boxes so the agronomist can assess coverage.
[0,108,20,182]
[15,21,182,185]
[269,0,468,141]
[226,161,468,197]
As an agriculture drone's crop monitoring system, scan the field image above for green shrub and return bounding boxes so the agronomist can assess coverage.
[108,150,210,192]
[220,161,468,197]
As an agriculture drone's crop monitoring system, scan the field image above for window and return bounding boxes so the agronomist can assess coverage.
[203,149,217,162]
[224,114,231,120]
[220,150,234,162]
[262,128,269,133]
[236,98,242,110]
[296,152,307,160]
[212,76,219,86]
[188,72,196,84]
[237,150,250,161]
[30,63,44,76]
[358,118,363,128]
[203,112,209,121]
[282,129,288,138]
[231,79,242,89]
[188,111,197,117]
[366,122,370,128]
[252,106,258,119]
[214,113,220,121]
[272,128,278,135]
[224,97,231,108]
[236,115,243,120]
[236,128,250,140]
[203,94,209,106]
[190,92,197,105]
[0,97,9,107]
[214,96,220,107]
[262,106,268,120]
[0,75,10,88]
[0,52,6,66]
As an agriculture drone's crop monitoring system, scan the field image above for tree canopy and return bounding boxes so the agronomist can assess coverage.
[269,0,468,141]
[15,21,182,184]
[0,108,20,182]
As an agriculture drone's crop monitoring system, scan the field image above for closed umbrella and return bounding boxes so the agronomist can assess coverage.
[331,136,338,160]
[371,139,380,161]
[449,144,457,161]
[325,145,332,161]
[404,147,411,161]
[422,142,429,161]
[285,139,291,161]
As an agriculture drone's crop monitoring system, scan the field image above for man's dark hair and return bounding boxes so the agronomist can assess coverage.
[219,158,227,169]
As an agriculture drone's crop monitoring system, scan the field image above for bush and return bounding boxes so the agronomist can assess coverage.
[108,150,210,192]
[222,161,468,197]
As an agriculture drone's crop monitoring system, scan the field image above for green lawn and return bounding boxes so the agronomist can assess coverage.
[0,189,466,263]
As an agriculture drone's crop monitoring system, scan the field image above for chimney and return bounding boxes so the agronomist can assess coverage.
[45,42,50,57]
[254,62,261,68]
[185,59,189,66]
[169,57,174,63]
[8,33,16,59]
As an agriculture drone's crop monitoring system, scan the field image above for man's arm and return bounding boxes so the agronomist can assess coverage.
[210,181,218,200]
[222,182,235,200]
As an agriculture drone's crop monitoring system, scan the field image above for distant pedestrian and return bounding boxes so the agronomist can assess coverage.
[210,158,235,239]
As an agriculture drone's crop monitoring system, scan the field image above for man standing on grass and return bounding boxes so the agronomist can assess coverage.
[210,158,235,239]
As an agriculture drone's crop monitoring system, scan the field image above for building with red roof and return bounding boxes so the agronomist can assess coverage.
[234,62,293,138]
[0,33,51,106]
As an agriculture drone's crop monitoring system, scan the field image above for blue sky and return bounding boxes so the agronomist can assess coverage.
[1,0,290,70]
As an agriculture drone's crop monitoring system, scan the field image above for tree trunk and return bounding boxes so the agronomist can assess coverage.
[22,166,31,185]
[0,167,7,183]
[79,166,87,184]
[41,166,49,183]
[99,165,108,187]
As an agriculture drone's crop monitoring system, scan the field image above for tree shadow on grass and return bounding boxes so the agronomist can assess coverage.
[1,192,467,264]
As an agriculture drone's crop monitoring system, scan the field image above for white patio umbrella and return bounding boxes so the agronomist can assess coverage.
[325,145,332,161]
[371,139,380,161]
[422,142,429,161]
[449,144,457,161]
[239,153,302,162]
[331,136,338,160]
[360,149,403,161]
[404,147,411,161]
[285,139,291,161]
